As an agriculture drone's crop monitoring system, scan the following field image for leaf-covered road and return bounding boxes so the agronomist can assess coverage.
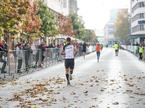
[0,48,145,108]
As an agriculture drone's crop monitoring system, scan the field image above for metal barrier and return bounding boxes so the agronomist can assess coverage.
[0,46,95,80]
[0,48,63,79]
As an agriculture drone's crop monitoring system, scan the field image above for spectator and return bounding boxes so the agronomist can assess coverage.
[35,42,45,67]
[16,43,23,73]
[23,43,32,71]
[138,44,144,60]
[0,41,7,73]
[82,42,87,59]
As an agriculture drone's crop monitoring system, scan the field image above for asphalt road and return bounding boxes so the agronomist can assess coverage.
[0,48,145,108]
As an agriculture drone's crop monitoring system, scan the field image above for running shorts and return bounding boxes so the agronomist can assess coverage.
[65,59,74,69]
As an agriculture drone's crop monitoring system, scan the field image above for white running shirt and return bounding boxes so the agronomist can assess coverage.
[64,44,74,59]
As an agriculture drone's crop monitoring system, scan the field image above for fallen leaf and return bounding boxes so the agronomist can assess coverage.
[113,102,119,105]
[92,97,97,100]
[127,83,134,87]
[126,90,133,93]
[110,80,115,82]
[95,80,99,83]
[124,79,128,81]
[90,84,93,87]
[55,92,60,94]
[134,92,145,95]
[71,92,76,95]
[12,94,24,101]
[63,97,66,101]
[129,96,135,98]
[80,83,84,86]
[84,91,88,94]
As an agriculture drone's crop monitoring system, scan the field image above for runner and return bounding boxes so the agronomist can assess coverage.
[61,37,77,85]
[96,43,102,62]
[113,42,120,56]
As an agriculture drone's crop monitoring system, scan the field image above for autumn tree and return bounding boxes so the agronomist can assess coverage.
[58,15,74,36]
[37,0,59,37]
[69,13,85,38]
[114,9,130,41]
[22,1,41,42]
[0,0,25,38]
[0,0,40,72]
[69,13,96,42]
[0,0,41,43]
[82,29,96,42]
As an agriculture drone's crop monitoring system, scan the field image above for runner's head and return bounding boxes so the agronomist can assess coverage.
[66,37,71,43]
[96,42,100,45]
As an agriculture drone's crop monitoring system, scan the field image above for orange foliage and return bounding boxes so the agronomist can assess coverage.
[58,15,74,36]
[23,1,41,33]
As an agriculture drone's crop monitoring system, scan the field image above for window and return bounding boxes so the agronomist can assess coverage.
[63,0,67,8]
[140,13,145,18]
[132,2,145,13]
[132,24,145,33]
[140,24,144,31]
[132,13,145,22]
[139,2,145,7]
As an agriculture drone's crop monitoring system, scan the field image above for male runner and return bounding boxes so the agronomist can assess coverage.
[62,37,77,85]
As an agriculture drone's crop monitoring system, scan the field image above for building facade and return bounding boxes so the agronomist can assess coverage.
[104,9,119,45]
[131,0,145,43]
[43,0,79,45]
[104,22,115,44]
[104,9,129,45]
[69,0,78,14]
[44,0,70,16]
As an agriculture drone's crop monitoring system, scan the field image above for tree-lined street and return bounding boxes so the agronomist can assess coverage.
[0,48,145,108]
[0,0,145,108]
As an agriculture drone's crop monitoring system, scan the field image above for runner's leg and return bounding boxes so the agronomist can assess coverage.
[65,59,70,85]
[70,69,73,80]
[70,59,74,80]
[83,52,85,59]
[97,52,100,62]
[65,68,70,85]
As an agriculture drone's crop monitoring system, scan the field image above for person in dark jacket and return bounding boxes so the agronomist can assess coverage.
[82,42,87,58]
[35,42,45,67]
[23,43,32,71]
[0,42,7,73]
[16,43,23,73]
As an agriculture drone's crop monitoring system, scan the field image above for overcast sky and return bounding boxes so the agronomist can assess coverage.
[77,0,130,35]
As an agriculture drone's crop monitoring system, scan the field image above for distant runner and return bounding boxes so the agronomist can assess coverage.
[96,43,102,62]
[113,42,120,56]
